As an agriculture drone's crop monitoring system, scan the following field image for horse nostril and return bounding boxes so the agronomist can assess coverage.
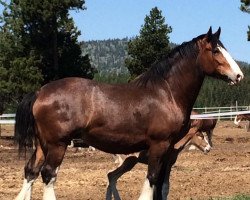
[236,74,242,82]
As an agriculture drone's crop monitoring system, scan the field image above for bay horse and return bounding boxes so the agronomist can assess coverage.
[14,27,244,200]
[234,114,250,126]
[106,112,213,200]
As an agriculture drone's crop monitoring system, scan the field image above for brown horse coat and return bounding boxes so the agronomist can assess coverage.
[14,27,244,200]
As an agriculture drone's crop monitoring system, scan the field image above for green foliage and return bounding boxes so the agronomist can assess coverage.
[8,57,43,98]
[231,194,250,200]
[94,72,130,84]
[0,0,95,112]
[82,38,129,75]
[240,0,250,41]
[125,7,172,79]
[205,194,250,200]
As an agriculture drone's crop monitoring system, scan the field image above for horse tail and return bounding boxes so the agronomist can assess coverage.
[14,92,37,155]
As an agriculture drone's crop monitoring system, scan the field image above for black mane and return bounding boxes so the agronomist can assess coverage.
[133,34,207,87]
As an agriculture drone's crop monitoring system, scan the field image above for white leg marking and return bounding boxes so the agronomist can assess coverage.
[43,177,56,200]
[24,185,32,200]
[138,178,154,200]
[15,179,34,200]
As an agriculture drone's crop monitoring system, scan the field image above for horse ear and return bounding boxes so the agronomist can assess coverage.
[205,26,213,42]
[214,27,221,39]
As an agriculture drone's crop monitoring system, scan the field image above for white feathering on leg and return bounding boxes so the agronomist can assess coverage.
[43,177,56,200]
[15,179,34,200]
[138,178,154,200]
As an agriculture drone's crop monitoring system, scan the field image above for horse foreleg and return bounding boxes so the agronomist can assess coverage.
[160,150,179,200]
[138,142,170,200]
[41,144,67,200]
[15,143,45,200]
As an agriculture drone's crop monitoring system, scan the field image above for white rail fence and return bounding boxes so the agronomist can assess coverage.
[0,106,250,137]
[193,105,250,120]
[0,114,15,137]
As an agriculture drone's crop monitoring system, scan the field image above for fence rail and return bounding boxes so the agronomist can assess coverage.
[0,114,15,125]
[193,106,250,120]
[0,114,15,137]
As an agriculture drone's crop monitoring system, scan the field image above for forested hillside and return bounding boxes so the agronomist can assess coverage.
[81,38,129,75]
[81,38,249,107]
[81,38,177,76]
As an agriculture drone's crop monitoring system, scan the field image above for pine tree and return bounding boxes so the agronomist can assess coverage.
[240,0,250,41]
[125,7,172,79]
[0,0,95,111]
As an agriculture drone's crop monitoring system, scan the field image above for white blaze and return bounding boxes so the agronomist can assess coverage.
[203,133,211,153]
[218,46,244,82]
[234,116,241,125]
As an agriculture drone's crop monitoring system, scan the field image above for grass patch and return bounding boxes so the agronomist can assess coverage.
[208,194,250,200]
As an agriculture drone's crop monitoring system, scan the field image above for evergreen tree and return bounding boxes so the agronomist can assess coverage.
[0,1,43,111]
[125,7,172,79]
[0,0,96,111]
[240,0,250,40]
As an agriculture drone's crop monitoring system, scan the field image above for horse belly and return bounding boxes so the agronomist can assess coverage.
[82,129,148,154]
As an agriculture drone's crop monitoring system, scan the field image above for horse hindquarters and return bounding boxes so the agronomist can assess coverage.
[15,91,68,200]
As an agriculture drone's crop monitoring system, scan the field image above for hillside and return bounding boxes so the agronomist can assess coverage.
[81,38,129,75]
[81,38,178,75]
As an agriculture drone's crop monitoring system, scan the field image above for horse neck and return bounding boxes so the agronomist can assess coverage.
[165,57,205,114]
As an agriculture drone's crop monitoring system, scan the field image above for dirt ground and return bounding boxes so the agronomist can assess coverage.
[0,121,250,200]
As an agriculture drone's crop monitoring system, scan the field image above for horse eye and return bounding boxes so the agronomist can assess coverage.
[212,48,220,54]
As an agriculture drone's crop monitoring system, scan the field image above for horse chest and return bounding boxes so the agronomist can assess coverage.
[147,111,185,140]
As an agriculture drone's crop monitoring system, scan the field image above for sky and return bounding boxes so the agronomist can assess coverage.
[71,0,250,63]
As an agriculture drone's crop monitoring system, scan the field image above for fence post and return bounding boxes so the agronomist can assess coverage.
[246,121,250,132]
[230,106,232,120]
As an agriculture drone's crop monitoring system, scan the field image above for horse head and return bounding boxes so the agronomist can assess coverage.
[190,131,212,154]
[197,27,244,85]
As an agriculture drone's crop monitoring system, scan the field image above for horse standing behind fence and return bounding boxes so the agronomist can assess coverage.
[234,114,250,126]
[14,27,243,200]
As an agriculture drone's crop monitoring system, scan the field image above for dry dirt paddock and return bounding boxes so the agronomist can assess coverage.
[0,121,250,200]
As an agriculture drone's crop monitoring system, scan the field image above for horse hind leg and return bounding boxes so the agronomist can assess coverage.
[41,143,67,200]
[15,143,45,200]
[106,155,139,200]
